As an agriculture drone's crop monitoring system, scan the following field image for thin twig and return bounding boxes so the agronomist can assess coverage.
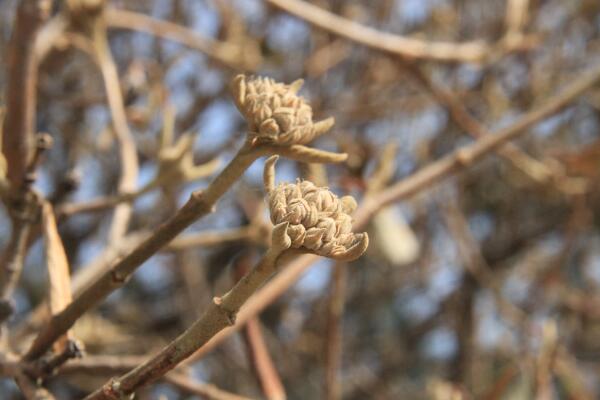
[14,371,56,400]
[503,0,530,50]
[57,355,253,400]
[88,11,139,244]
[166,226,257,251]
[165,373,256,400]
[0,218,32,319]
[105,8,259,71]
[439,195,526,328]
[242,319,286,400]
[323,262,347,400]
[0,134,52,324]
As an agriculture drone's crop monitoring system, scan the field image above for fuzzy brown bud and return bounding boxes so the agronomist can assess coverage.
[267,179,368,261]
[231,75,334,146]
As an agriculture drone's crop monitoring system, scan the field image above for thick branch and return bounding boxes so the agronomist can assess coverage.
[1,0,51,186]
[267,0,492,62]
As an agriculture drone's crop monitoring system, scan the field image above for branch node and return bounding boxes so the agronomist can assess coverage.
[455,148,474,167]
[110,270,129,285]
[100,377,131,400]
[213,296,237,326]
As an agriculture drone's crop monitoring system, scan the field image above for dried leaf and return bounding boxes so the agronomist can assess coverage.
[42,202,73,351]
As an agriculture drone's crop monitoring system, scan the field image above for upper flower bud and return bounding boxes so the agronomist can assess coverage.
[266,176,368,261]
[231,75,334,146]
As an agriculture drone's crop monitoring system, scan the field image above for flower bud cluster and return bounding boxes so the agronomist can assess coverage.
[231,75,333,146]
[268,180,367,261]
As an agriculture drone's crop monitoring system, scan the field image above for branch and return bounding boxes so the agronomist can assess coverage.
[265,0,525,63]
[234,253,286,400]
[165,373,256,400]
[242,319,286,400]
[0,217,32,318]
[85,7,139,244]
[323,262,347,400]
[166,226,259,251]
[0,0,52,329]
[104,8,259,71]
[185,253,320,364]
[14,371,56,400]
[1,0,51,186]
[439,195,526,328]
[56,356,253,400]
[0,134,52,324]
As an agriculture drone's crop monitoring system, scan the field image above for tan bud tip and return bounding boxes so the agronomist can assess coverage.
[331,233,369,262]
[230,74,247,108]
[340,196,357,214]
[313,117,335,136]
[289,79,304,94]
[263,155,279,193]
[271,221,292,250]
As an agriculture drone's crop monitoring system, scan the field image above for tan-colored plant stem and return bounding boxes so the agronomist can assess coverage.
[440,196,526,328]
[164,372,255,400]
[90,15,139,244]
[166,226,259,251]
[57,144,344,218]
[183,62,600,364]
[242,319,286,400]
[84,228,291,399]
[235,252,286,400]
[323,262,347,400]
[55,355,254,400]
[14,371,55,400]
[265,0,527,63]
[23,143,260,361]
[0,148,50,321]
[104,8,257,71]
[0,219,32,315]
[0,0,51,329]
[184,253,320,364]
[1,0,50,186]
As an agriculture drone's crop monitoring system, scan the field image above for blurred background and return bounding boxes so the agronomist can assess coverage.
[2,0,600,398]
